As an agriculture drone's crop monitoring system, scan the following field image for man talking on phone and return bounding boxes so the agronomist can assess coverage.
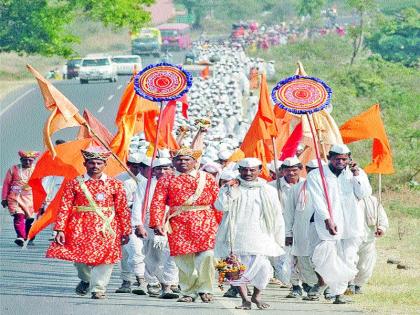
[305,144,372,304]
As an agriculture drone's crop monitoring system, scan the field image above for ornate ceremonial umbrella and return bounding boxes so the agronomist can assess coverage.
[271,62,334,221]
[133,63,193,223]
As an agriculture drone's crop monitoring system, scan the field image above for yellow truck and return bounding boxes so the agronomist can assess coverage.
[131,28,162,57]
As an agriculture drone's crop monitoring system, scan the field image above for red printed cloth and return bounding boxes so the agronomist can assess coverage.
[46,175,131,265]
[149,170,221,256]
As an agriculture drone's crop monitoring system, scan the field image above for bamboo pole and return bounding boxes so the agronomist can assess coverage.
[140,101,165,224]
[271,137,282,201]
[75,113,138,182]
[306,113,334,221]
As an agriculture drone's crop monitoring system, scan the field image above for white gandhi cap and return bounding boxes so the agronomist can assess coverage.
[281,156,301,167]
[238,158,262,168]
[330,144,351,154]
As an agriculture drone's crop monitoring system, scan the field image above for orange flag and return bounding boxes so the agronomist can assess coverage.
[240,74,278,178]
[77,109,113,145]
[28,139,124,239]
[158,102,180,150]
[339,104,394,174]
[27,65,86,158]
[200,65,210,79]
[110,80,159,160]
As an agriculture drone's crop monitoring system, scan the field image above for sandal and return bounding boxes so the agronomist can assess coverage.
[177,295,195,303]
[199,293,214,303]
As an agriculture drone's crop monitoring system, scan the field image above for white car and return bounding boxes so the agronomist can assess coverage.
[79,56,117,84]
[112,55,143,75]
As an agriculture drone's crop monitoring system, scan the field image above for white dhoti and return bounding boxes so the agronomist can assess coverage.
[231,255,273,290]
[75,263,114,293]
[354,239,376,286]
[312,240,357,296]
[296,256,318,286]
[342,236,364,277]
[143,238,179,285]
[120,230,145,281]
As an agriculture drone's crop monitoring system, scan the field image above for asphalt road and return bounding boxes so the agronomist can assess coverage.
[0,51,362,314]
[0,53,184,178]
[0,212,362,315]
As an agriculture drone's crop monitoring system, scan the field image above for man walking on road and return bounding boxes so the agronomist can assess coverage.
[306,144,372,304]
[149,147,221,303]
[2,150,40,247]
[215,158,285,310]
[46,146,131,299]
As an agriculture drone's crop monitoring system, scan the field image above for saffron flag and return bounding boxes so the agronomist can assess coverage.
[339,104,394,174]
[110,80,159,160]
[280,122,303,160]
[168,94,189,119]
[27,64,86,158]
[28,139,124,239]
[77,109,113,144]
[200,65,210,79]
[240,74,278,178]
[157,102,180,150]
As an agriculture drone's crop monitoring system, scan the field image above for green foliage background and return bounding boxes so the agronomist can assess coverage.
[251,35,420,189]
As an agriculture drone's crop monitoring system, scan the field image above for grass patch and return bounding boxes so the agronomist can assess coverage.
[353,190,420,314]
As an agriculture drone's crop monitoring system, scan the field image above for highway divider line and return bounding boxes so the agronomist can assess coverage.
[108,94,114,101]
[97,106,104,113]
[117,84,123,90]
[0,87,35,117]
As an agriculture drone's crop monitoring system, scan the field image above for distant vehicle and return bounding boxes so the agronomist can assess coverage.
[112,55,142,75]
[131,28,162,57]
[158,23,192,51]
[66,58,82,79]
[184,49,199,64]
[79,55,117,84]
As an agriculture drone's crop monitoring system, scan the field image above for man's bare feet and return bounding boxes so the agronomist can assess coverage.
[235,300,252,310]
[251,297,270,309]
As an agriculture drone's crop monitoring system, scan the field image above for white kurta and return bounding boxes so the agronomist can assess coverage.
[116,172,138,208]
[214,179,285,258]
[41,176,64,207]
[307,165,371,295]
[286,180,315,257]
[306,165,372,241]
[132,176,178,285]
[117,173,146,281]
[354,195,389,286]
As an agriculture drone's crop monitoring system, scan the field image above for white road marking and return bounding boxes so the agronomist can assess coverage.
[117,84,123,90]
[0,87,35,117]
[108,94,114,101]
[97,106,104,113]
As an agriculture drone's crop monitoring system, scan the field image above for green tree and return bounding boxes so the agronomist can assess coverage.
[346,0,377,65]
[175,0,212,29]
[296,0,325,17]
[366,8,420,67]
[0,0,154,57]
[296,0,326,38]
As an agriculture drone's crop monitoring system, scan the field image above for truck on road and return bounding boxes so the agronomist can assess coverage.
[131,28,162,57]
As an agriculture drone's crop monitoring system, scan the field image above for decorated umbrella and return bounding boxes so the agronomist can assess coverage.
[271,62,334,221]
[133,62,193,222]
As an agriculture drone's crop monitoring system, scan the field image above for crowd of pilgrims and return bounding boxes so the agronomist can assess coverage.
[1,43,388,309]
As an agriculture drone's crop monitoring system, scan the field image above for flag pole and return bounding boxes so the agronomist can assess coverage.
[141,101,165,224]
[306,113,334,221]
[74,114,138,182]
[312,115,328,161]
[271,137,282,200]
[376,173,382,228]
